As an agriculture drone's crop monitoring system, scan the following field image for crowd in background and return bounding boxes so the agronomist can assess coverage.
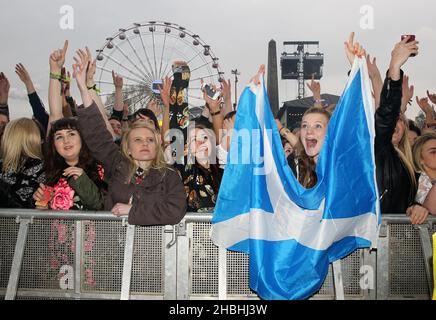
[0,32,435,227]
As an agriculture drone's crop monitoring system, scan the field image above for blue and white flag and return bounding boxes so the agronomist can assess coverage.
[210,58,380,300]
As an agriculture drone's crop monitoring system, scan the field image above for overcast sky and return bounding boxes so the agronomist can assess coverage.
[1,0,435,120]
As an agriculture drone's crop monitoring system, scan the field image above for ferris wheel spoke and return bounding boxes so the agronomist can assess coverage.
[96,79,145,89]
[162,44,193,79]
[190,74,217,82]
[100,54,150,86]
[126,37,155,81]
[96,66,148,87]
[104,89,144,108]
[158,32,168,78]
[139,33,157,80]
[113,43,153,83]
[125,91,147,105]
[160,37,179,79]
[185,50,203,65]
[131,94,148,110]
[189,61,213,74]
[152,32,158,79]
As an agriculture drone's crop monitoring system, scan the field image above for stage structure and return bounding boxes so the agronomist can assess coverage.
[280,41,324,99]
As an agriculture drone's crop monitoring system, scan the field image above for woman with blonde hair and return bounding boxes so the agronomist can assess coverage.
[72,48,187,225]
[0,118,45,207]
[412,132,436,216]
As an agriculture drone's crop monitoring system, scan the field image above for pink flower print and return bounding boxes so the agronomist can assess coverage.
[56,223,68,244]
[50,258,60,270]
[85,269,96,286]
[61,254,69,263]
[84,240,94,252]
[50,178,75,210]
[86,224,96,242]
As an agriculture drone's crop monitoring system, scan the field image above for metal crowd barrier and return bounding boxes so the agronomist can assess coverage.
[0,209,434,300]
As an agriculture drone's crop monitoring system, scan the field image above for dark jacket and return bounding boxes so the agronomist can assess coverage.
[67,171,105,211]
[77,103,187,226]
[375,70,417,214]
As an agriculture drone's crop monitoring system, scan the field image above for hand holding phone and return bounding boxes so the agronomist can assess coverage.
[201,83,221,100]
[401,35,417,57]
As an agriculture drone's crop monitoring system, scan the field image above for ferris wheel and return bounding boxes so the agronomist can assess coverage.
[95,21,224,115]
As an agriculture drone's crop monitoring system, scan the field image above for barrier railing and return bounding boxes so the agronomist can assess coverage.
[0,209,434,300]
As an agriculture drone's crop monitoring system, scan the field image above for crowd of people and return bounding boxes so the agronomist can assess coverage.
[0,32,435,227]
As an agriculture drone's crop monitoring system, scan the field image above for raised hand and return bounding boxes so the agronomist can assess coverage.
[72,48,91,91]
[112,70,123,89]
[15,63,33,88]
[389,36,419,80]
[427,90,436,105]
[366,54,381,80]
[250,65,266,86]
[203,91,222,113]
[416,96,434,116]
[221,78,231,102]
[159,76,172,109]
[344,32,366,66]
[306,74,321,99]
[49,40,68,73]
[401,75,414,113]
[0,72,10,105]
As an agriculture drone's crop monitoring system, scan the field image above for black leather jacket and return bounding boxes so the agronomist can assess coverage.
[375,70,417,214]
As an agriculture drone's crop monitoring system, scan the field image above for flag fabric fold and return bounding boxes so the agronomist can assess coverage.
[210,58,380,300]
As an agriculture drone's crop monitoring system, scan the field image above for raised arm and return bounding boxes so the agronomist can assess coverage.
[48,40,68,125]
[72,48,121,176]
[220,79,233,117]
[159,76,172,143]
[15,63,49,130]
[112,70,124,113]
[83,48,116,138]
[375,36,418,148]
[366,54,383,110]
[203,92,223,145]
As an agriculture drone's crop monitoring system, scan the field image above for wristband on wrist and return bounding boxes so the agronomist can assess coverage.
[87,84,101,94]
[50,72,63,81]
[210,110,221,117]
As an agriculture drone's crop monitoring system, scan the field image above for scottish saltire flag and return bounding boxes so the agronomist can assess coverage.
[210,58,380,300]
